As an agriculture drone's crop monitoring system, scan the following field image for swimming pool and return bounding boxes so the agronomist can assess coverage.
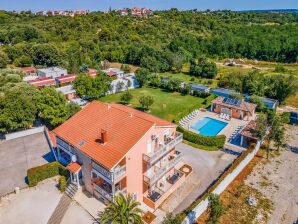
[190,117,227,136]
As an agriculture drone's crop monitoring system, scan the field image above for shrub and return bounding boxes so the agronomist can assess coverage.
[280,112,290,124]
[59,176,66,192]
[27,161,69,187]
[208,193,224,224]
[120,91,133,104]
[192,90,211,98]
[177,126,226,149]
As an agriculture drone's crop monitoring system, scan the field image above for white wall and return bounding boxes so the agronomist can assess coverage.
[182,141,261,224]
[5,126,45,140]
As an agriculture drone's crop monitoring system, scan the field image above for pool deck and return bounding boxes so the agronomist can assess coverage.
[182,110,249,143]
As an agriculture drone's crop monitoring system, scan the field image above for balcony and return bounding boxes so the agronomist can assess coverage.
[92,161,112,182]
[143,151,182,186]
[143,132,183,165]
[114,165,126,180]
[94,182,113,202]
[143,169,185,210]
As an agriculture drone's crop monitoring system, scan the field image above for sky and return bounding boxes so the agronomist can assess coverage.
[0,0,298,12]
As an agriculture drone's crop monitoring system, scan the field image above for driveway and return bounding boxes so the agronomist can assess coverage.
[160,143,241,213]
[0,132,55,196]
[0,178,62,224]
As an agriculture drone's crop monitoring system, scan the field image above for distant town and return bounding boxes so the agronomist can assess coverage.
[33,7,153,17]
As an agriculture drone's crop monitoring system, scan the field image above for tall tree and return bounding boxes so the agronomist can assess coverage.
[0,51,8,68]
[189,56,217,79]
[100,193,143,224]
[135,68,150,87]
[37,87,80,128]
[139,95,154,110]
[0,83,38,133]
[120,91,133,104]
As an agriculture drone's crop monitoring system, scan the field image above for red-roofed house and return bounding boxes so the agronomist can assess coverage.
[28,77,56,88]
[53,101,184,208]
[211,96,257,120]
[18,66,36,76]
[55,74,77,85]
[88,68,97,78]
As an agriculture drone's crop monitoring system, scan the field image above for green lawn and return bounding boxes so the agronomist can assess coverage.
[100,87,215,122]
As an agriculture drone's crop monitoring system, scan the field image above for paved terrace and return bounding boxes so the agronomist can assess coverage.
[0,132,54,196]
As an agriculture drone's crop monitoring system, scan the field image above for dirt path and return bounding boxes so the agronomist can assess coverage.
[245,125,298,224]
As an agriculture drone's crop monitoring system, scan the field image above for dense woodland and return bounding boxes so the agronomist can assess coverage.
[0,10,297,133]
[0,10,298,72]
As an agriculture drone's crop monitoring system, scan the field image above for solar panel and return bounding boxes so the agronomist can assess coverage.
[223,97,241,107]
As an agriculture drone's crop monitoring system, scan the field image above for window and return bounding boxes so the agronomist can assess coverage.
[91,171,98,179]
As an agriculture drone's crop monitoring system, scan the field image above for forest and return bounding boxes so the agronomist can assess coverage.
[0,10,298,73]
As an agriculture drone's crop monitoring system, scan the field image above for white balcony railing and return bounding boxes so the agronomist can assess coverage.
[143,151,182,186]
[143,132,183,165]
[114,165,126,180]
[92,161,113,181]
[94,184,113,201]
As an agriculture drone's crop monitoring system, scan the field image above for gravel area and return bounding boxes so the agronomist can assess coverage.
[245,125,298,224]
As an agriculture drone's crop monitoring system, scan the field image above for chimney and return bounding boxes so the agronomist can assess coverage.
[101,129,108,143]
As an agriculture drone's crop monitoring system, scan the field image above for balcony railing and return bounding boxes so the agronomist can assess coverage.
[143,151,182,186]
[94,183,113,202]
[143,132,183,165]
[92,161,112,181]
[114,165,126,180]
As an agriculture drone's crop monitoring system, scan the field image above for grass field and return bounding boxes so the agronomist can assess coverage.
[100,87,215,122]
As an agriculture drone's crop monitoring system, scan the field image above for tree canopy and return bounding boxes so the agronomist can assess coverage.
[0,10,297,73]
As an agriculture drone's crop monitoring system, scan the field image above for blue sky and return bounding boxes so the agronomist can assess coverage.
[1,0,297,11]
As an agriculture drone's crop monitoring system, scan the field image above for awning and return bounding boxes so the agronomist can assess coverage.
[66,162,81,173]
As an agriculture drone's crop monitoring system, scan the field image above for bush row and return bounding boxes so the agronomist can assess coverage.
[177,126,226,149]
[27,161,69,187]
[59,176,67,192]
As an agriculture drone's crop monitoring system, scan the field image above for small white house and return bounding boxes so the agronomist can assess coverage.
[37,67,68,79]
[109,74,139,94]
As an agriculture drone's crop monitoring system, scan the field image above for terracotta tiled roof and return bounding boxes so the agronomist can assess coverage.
[18,66,36,72]
[106,71,116,77]
[240,120,258,140]
[88,69,97,77]
[55,74,77,84]
[28,77,56,87]
[67,162,81,173]
[49,131,57,148]
[53,101,174,170]
[212,96,256,114]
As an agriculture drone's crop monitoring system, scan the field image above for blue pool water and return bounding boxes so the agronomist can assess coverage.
[191,117,227,136]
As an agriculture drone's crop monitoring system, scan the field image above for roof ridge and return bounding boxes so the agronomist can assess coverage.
[107,102,174,127]
[106,102,156,125]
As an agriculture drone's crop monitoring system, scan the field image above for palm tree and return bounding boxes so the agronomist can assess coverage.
[99,193,143,224]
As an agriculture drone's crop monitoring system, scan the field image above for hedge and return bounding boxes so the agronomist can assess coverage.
[59,176,67,192]
[177,126,226,150]
[27,161,69,187]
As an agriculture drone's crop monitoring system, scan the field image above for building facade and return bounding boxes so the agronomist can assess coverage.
[37,67,68,78]
[52,101,184,209]
[211,96,257,120]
